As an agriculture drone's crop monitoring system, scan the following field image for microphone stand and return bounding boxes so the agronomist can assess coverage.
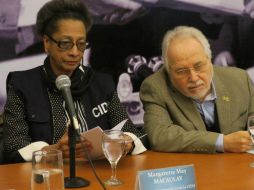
[64,125,90,188]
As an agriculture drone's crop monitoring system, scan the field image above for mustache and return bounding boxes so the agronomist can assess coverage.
[187,80,204,88]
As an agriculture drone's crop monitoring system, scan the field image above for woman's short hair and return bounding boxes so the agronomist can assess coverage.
[36,0,93,36]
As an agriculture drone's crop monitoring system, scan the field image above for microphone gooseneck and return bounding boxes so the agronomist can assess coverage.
[56,75,90,188]
[55,75,106,189]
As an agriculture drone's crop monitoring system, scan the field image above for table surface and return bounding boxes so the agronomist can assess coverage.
[1,151,254,190]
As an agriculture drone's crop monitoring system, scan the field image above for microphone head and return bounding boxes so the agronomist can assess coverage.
[55,75,71,90]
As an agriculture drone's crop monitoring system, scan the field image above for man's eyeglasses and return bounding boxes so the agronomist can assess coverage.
[173,62,208,78]
[46,35,88,51]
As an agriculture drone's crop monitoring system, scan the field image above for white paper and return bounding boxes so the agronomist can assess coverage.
[112,119,128,130]
[81,126,105,160]
[81,120,127,160]
[80,120,127,160]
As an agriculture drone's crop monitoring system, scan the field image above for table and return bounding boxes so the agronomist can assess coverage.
[0,151,254,190]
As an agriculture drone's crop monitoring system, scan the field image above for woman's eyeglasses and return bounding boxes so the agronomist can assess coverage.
[46,35,89,52]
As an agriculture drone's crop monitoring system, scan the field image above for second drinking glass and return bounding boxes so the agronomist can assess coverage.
[102,130,125,186]
[248,116,254,167]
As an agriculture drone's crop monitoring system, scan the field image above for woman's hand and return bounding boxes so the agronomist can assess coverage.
[41,132,93,159]
[123,134,135,156]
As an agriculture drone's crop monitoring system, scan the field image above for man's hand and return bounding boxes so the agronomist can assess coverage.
[224,131,253,152]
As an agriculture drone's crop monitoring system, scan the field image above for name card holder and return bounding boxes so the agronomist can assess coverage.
[135,164,196,190]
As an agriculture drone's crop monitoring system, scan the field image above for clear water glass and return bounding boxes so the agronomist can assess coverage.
[31,149,64,190]
[248,116,254,167]
[102,130,125,186]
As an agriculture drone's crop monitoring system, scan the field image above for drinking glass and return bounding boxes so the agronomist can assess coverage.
[102,130,125,186]
[248,116,254,167]
[31,149,64,190]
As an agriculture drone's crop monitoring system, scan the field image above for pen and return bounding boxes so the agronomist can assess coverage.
[133,134,147,142]
[124,134,147,143]
[137,134,147,139]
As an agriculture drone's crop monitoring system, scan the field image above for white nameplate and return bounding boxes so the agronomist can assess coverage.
[136,164,196,190]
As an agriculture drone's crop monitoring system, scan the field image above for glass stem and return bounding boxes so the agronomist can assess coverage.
[111,163,117,180]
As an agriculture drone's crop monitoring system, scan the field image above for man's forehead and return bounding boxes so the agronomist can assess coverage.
[169,36,203,51]
[168,40,206,65]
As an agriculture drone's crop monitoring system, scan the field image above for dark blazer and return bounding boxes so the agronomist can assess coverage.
[140,65,254,153]
[3,65,145,163]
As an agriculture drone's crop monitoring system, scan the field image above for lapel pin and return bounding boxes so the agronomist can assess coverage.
[222,96,230,102]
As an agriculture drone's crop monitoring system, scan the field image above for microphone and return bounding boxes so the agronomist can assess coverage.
[55,75,80,134]
[56,75,90,188]
[126,54,153,79]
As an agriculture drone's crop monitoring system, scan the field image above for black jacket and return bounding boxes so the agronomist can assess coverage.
[3,65,145,163]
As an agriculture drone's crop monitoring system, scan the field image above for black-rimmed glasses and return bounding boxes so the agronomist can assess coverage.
[46,35,89,51]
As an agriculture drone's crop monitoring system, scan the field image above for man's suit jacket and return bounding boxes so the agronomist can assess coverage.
[140,65,254,153]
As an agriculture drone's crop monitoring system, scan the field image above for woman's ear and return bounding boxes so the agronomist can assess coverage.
[43,35,50,54]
